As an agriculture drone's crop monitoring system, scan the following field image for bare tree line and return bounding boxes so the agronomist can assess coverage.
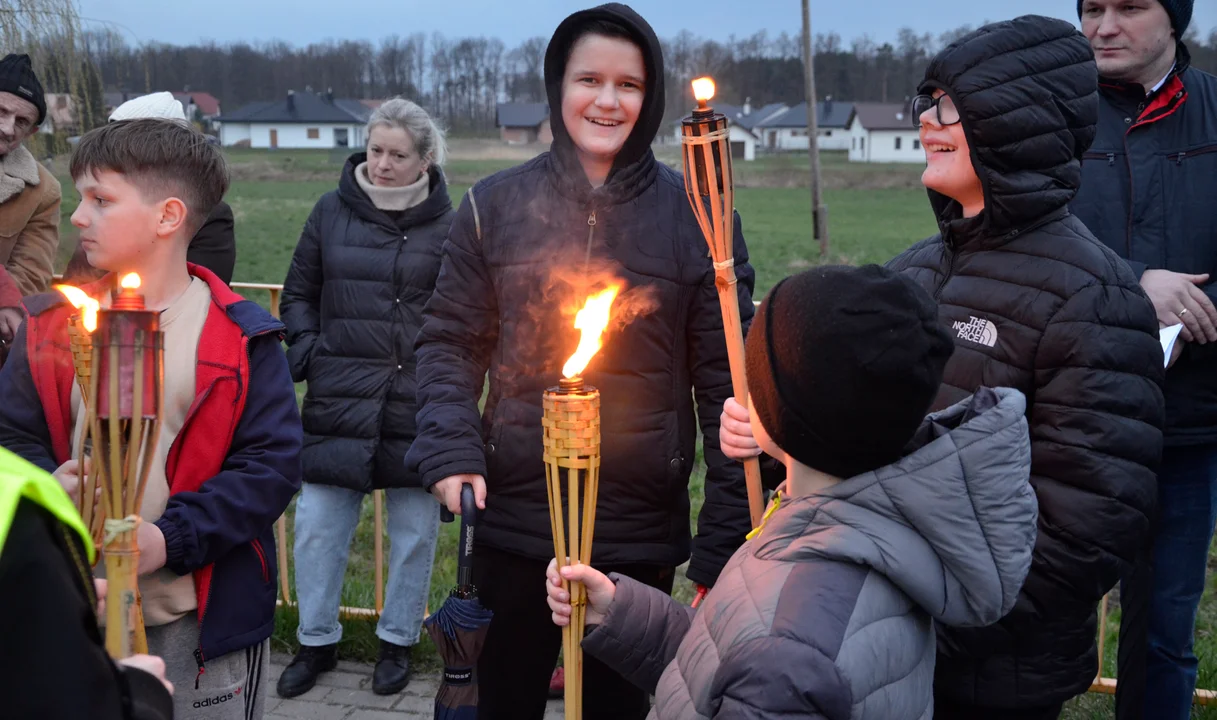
[18,12,1217,135]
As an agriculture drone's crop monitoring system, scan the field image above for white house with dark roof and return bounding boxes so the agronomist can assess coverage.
[216,90,373,149]
[755,99,854,152]
[496,102,552,144]
[846,102,925,163]
[668,99,786,161]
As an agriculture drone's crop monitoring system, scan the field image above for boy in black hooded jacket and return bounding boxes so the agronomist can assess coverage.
[405,3,756,718]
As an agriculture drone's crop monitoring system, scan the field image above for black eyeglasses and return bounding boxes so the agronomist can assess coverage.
[911,94,961,128]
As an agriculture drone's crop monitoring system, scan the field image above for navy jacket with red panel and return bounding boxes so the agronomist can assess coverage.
[0,264,302,669]
[1070,42,1217,446]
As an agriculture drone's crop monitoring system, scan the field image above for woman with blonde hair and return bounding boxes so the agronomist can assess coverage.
[278,97,453,698]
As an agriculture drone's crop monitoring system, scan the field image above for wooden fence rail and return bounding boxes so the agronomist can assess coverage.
[221,280,1214,704]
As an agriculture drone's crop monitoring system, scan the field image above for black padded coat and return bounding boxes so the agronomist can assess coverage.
[281,156,454,491]
[885,16,1166,709]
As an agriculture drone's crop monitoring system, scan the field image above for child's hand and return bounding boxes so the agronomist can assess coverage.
[118,654,174,695]
[720,397,761,460]
[52,458,89,504]
[545,559,616,627]
[0,307,22,341]
[136,520,167,575]
[94,578,106,617]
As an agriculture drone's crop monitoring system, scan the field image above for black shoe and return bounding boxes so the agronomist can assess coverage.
[276,644,337,698]
[372,640,411,695]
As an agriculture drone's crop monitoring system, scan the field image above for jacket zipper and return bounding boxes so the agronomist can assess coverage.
[1122,132,1135,258]
[584,210,596,270]
[933,244,955,300]
[1174,145,1217,164]
[251,538,270,583]
[192,332,259,691]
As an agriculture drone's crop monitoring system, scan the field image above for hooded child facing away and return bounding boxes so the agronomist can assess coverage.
[405,3,757,718]
[546,264,1039,719]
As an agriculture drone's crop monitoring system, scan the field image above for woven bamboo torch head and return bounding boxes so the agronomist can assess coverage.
[95,274,162,421]
[681,76,731,200]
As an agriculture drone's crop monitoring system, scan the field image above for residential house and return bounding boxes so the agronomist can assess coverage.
[846,102,925,163]
[496,102,551,144]
[216,90,374,149]
[755,99,854,152]
[173,91,222,122]
[668,100,786,161]
[40,93,79,135]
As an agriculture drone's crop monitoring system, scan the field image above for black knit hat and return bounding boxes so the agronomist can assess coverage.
[0,54,45,125]
[1078,0,1192,36]
[745,264,955,479]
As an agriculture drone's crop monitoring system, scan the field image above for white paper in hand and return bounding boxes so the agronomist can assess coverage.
[1160,324,1184,368]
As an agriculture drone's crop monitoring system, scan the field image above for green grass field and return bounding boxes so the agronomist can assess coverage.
[48,146,1217,717]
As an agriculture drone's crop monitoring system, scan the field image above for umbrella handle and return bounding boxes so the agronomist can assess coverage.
[457,483,476,591]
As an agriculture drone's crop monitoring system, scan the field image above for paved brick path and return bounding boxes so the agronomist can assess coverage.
[264,654,564,719]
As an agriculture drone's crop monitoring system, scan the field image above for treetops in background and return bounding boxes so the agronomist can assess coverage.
[13,9,1217,137]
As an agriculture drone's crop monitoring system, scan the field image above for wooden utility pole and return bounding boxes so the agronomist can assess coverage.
[801,0,829,257]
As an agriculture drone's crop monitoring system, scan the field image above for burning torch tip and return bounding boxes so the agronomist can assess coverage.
[558,376,585,393]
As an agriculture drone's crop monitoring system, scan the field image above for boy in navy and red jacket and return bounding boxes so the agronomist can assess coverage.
[0,118,302,720]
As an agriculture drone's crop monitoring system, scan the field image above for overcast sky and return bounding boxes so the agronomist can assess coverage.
[73,0,1217,49]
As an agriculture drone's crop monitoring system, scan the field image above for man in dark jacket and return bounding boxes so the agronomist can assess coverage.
[884,16,1165,718]
[1070,1,1217,717]
[405,4,754,718]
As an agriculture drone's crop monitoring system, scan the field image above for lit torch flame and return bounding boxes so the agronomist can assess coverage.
[54,285,99,332]
[562,286,620,379]
[692,77,716,106]
[120,272,141,290]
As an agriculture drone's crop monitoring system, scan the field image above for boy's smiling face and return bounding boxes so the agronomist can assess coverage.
[561,33,645,167]
[71,169,183,272]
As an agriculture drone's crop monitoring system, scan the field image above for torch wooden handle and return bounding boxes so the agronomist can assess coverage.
[712,267,765,529]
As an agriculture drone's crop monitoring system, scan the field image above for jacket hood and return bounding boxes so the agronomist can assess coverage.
[542,3,664,203]
[337,152,452,231]
[919,15,1098,243]
[752,386,1038,628]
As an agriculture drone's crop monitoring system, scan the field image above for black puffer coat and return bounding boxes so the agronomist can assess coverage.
[405,3,755,587]
[281,156,454,491]
[885,16,1165,709]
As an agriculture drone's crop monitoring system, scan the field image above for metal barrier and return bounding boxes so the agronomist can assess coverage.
[177,281,1217,703]
[229,282,392,620]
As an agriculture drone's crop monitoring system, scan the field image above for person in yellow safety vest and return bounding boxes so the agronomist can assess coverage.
[0,445,174,719]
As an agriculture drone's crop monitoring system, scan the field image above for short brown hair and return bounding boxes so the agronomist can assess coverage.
[70,119,229,237]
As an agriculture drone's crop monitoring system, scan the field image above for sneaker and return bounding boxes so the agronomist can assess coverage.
[276,644,337,698]
[372,640,411,695]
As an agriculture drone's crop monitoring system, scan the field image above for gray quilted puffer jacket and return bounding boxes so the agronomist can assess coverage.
[582,387,1038,719]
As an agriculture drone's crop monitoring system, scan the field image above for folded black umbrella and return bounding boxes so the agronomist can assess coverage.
[425,484,493,720]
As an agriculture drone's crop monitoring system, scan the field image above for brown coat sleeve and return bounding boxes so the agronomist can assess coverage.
[5,167,61,296]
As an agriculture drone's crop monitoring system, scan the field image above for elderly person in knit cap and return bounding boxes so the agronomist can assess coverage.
[1069,2,1217,718]
[62,91,237,286]
[0,53,59,347]
[546,264,1038,720]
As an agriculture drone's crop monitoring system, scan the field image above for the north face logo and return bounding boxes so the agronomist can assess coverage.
[952,316,998,347]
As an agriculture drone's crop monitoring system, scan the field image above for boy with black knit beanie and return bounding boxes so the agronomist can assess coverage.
[544,264,1040,718]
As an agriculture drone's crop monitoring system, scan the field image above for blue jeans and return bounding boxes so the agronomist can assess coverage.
[1142,444,1217,719]
[293,482,440,647]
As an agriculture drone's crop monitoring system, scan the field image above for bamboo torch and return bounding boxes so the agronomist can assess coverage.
[90,272,164,659]
[55,285,106,549]
[543,286,615,720]
[680,77,764,529]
